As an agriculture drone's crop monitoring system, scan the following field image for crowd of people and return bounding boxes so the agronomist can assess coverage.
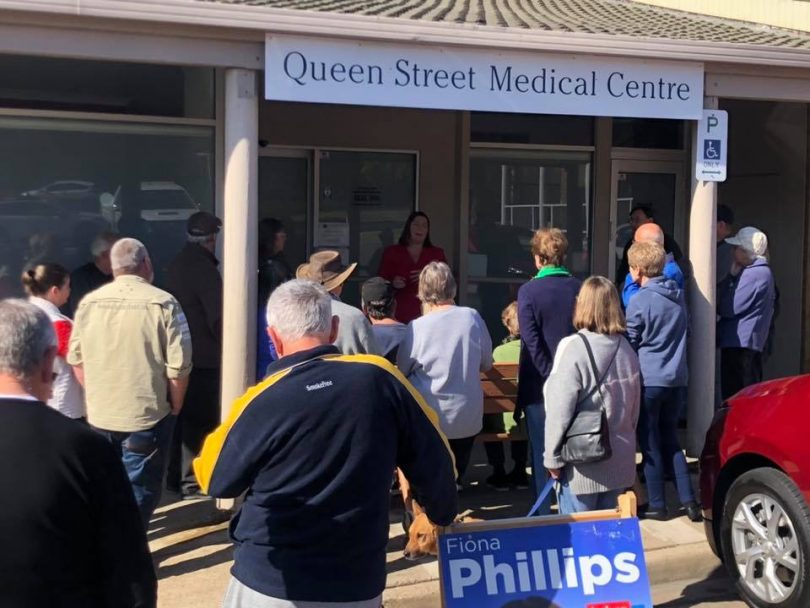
[0,200,778,607]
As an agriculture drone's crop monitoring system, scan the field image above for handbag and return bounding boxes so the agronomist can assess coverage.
[560,333,620,465]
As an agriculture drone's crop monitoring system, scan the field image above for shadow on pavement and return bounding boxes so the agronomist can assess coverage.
[157,544,234,579]
[654,566,740,607]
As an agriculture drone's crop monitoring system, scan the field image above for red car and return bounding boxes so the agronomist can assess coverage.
[700,375,810,608]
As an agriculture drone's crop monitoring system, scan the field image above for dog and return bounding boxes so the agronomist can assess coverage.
[403,502,480,560]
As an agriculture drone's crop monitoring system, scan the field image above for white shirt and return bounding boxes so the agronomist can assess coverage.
[29,297,86,419]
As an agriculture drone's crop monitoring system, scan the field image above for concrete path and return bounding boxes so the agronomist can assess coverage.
[152,445,725,607]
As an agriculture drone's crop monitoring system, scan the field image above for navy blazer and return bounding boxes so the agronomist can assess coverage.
[516,275,582,412]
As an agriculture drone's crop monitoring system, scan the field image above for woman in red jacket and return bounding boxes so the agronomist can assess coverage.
[378,212,446,323]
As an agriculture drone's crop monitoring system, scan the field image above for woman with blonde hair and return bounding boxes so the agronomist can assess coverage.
[543,276,641,513]
[398,261,493,488]
[22,263,85,420]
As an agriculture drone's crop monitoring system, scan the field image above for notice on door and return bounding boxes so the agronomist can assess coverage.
[695,110,728,182]
[266,35,704,120]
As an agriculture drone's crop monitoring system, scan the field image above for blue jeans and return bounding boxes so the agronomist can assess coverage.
[557,476,622,515]
[93,413,176,529]
[524,402,554,516]
[638,386,695,509]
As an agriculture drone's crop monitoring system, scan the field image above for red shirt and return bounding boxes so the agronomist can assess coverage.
[378,244,447,323]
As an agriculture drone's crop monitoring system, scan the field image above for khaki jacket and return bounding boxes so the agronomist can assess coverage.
[67,275,192,432]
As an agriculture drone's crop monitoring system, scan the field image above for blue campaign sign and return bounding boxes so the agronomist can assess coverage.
[439,517,652,608]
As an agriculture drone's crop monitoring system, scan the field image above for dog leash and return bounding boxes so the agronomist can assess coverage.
[526,477,557,517]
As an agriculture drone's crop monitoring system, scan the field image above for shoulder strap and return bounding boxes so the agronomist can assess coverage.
[577,333,621,401]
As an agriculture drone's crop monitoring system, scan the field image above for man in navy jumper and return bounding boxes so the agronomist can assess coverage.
[195,279,457,608]
[0,300,156,607]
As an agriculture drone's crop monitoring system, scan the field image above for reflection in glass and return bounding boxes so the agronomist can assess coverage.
[614,172,677,283]
[0,116,214,298]
[612,118,684,150]
[317,150,416,304]
[469,149,592,341]
[0,55,214,119]
[259,155,310,273]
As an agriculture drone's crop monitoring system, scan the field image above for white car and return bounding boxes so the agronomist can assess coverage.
[134,181,198,222]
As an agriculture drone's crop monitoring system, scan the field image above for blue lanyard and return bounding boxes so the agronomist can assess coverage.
[526,477,557,517]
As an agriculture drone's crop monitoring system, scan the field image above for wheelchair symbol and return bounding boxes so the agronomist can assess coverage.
[704,139,721,160]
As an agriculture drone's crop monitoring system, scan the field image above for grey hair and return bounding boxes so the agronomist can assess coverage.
[90,231,118,257]
[0,299,56,380]
[266,279,333,342]
[110,238,148,274]
[418,261,457,304]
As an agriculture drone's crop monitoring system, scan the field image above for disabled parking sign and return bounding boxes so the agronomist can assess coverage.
[696,109,728,182]
[438,513,652,608]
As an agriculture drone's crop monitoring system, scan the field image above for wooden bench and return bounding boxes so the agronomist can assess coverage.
[477,363,527,442]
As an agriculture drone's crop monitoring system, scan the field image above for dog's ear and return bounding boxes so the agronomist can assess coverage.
[412,500,426,516]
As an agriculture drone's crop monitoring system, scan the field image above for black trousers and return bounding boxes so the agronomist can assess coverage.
[448,436,476,484]
[168,368,221,493]
[720,347,763,401]
[481,413,528,474]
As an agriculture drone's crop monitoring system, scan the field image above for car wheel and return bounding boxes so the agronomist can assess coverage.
[720,468,810,607]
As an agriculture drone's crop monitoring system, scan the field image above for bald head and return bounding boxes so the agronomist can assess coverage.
[634,222,664,246]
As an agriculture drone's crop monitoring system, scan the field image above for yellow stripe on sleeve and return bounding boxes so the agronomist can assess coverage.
[325,354,457,477]
[193,367,295,495]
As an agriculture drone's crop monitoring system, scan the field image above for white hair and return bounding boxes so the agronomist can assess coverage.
[266,279,332,342]
[418,261,457,304]
[110,238,148,274]
[90,231,118,257]
[0,299,56,381]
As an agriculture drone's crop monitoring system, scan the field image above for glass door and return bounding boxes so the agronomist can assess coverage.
[258,148,311,273]
[609,160,686,284]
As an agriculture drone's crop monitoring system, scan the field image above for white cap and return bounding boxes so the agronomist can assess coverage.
[726,226,768,258]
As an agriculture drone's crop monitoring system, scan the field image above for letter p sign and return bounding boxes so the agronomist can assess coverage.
[696,109,728,182]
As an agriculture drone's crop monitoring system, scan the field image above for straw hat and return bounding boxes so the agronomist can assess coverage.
[296,250,357,292]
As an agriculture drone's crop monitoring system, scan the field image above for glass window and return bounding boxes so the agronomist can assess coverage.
[259,154,310,272]
[612,118,684,149]
[316,150,416,302]
[471,112,594,146]
[0,116,214,298]
[0,55,214,119]
[468,149,592,342]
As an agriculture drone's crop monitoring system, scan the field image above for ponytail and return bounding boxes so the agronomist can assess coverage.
[21,263,69,297]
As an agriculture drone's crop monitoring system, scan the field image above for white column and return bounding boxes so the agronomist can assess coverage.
[221,68,259,418]
[686,97,718,457]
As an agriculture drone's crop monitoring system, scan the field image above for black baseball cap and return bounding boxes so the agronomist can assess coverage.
[361,277,394,307]
[187,211,222,237]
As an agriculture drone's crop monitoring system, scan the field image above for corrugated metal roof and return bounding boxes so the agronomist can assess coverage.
[199,0,810,48]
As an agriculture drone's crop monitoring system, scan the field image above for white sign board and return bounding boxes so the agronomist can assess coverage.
[266,35,704,120]
[696,109,728,182]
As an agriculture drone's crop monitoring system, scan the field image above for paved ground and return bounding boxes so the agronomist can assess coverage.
[152,443,737,607]
[652,576,744,607]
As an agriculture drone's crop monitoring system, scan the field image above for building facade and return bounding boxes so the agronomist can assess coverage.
[2,0,810,453]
